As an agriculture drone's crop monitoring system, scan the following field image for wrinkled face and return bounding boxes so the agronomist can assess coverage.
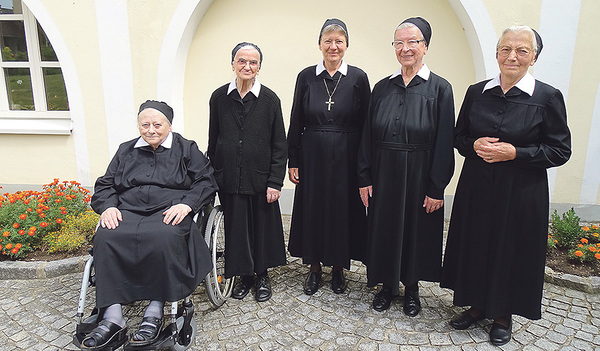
[497,31,536,82]
[138,108,172,149]
[232,47,260,82]
[319,30,347,66]
[394,26,427,69]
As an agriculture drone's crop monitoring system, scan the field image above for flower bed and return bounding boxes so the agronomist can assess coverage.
[0,179,98,258]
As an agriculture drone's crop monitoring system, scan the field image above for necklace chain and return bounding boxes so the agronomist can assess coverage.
[323,74,342,111]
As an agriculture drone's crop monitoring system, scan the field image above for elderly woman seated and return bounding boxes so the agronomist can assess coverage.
[81,100,217,350]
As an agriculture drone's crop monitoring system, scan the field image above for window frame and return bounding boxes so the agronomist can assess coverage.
[0,3,71,135]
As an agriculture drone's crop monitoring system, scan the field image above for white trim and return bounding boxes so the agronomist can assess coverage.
[447,0,498,80]
[156,0,214,133]
[21,0,90,184]
[95,0,136,157]
[580,83,600,204]
[536,0,581,200]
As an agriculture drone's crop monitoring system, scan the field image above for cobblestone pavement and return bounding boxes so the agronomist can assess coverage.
[1,217,599,350]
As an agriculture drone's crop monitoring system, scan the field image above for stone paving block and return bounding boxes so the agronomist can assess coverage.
[429,331,452,345]
[406,331,429,345]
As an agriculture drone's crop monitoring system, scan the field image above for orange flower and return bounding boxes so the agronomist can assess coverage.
[554,240,558,243]
[61,210,67,215]
[39,213,45,218]
[29,226,36,232]
[60,207,66,211]
[23,199,30,204]
[12,223,19,229]
[27,208,33,212]
[575,250,583,257]
[40,222,48,228]
[11,247,18,254]
[55,199,61,203]
[15,243,22,249]
[5,243,12,249]
[0,245,2,250]
[589,246,597,252]
[36,208,43,214]
[19,214,27,220]
[593,233,599,238]
[578,244,583,248]
[56,218,62,224]
[18,230,24,235]
[582,226,590,231]
[596,253,600,260]
[28,231,34,236]
[2,231,9,237]
[581,238,589,244]
[592,225,599,230]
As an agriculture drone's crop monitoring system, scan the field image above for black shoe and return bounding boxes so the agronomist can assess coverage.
[255,274,272,302]
[130,316,163,346]
[403,286,421,317]
[81,319,128,349]
[232,275,254,300]
[331,269,347,294]
[373,287,397,312]
[450,310,485,330]
[490,317,512,346]
[303,271,321,295]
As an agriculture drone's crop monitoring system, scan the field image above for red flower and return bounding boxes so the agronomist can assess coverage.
[40,222,48,228]
[12,223,19,229]
[23,199,30,204]
[39,213,45,218]
[29,226,36,232]
[15,243,22,249]
[596,253,600,260]
[61,210,67,215]
[5,243,12,249]
[11,247,18,254]
[18,230,25,235]
[36,208,43,214]
[2,231,9,237]
[19,214,27,220]
[28,231,35,236]
[55,199,61,203]
[56,218,63,224]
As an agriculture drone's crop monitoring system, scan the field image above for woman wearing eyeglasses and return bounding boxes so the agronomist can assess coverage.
[287,18,370,296]
[208,42,287,302]
[441,26,571,346]
[357,17,455,316]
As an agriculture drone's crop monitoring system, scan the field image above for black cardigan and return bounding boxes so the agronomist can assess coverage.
[208,83,287,195]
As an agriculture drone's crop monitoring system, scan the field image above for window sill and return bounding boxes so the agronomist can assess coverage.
[0,112,72,135]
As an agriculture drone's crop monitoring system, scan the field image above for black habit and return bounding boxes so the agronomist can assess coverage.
[357,69,455,290]
[208,82,287,278]
[287,64,370,268]
[441,77,571,320]
[91,132,217,308]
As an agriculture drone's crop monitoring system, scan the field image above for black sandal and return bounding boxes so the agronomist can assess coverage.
[81,319,127,350]
[129,316,163,345]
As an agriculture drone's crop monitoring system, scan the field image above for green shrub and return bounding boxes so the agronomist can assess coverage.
[42,209,99,253]
[549,208,583,248]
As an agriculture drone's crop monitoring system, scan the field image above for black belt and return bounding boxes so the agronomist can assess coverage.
[375,141,432,151]
[305,125,357,133]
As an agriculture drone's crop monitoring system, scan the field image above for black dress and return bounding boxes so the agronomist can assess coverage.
[441,77,571,320]
[208,82,287,278]
[357,69,455,291]
[91,133,217,308]
[287,63,370,268]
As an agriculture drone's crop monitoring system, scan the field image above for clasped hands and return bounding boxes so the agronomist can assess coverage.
[474,137,516,163]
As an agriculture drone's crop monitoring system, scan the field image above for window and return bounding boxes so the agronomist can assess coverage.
[0,1,71,134]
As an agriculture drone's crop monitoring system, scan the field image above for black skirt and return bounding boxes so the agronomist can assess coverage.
[220,193,286,278]
[93,209,212,308]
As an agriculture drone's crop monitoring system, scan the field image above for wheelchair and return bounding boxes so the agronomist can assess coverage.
[73,200,234,351]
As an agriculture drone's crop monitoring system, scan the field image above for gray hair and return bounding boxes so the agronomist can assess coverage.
[394,22,424,40]
[497,25,538,54]
[320,24,347,43]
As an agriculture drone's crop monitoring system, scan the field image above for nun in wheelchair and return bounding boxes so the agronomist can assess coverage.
[81,100,218,350]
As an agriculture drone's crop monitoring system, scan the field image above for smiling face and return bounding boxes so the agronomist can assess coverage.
[232,47,260,82]
[319,30,347,67]
[138,108,172,149]
[394,25,427,69]
[497,31,536,82]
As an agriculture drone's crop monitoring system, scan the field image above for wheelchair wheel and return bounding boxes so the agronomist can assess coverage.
[168,316,197,351]
[204,205,234,307]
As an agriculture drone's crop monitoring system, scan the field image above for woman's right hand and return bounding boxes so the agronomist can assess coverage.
[100,207,122,229]
[288,168,300,184]
[359,186,373,207]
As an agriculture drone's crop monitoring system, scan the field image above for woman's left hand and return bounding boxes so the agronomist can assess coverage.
[266,187,280,203]
[423,196,443,213]
[163,204,192,225]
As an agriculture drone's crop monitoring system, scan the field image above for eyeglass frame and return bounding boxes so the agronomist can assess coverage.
[235,58,260,67]
[496,45,534,58]
[391,39,425,50]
